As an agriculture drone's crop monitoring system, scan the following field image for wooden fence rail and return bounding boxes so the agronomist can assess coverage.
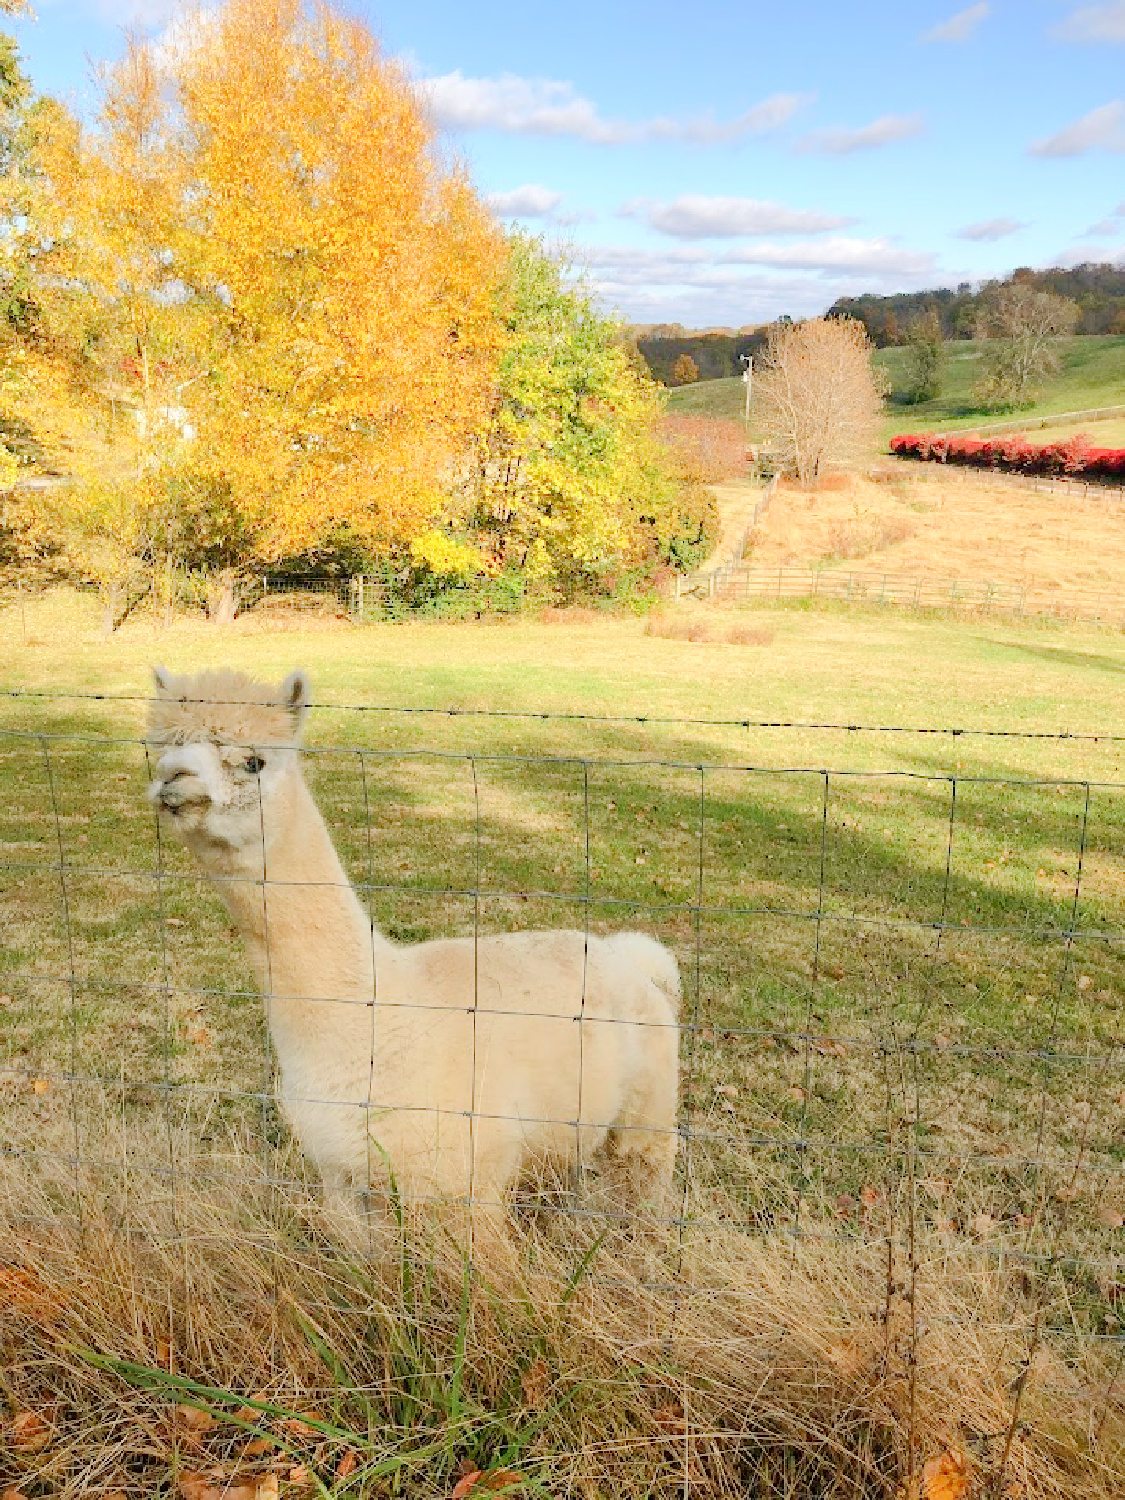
[678,563,1125,626]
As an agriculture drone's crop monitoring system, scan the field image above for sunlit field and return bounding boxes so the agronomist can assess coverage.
[2,589,1123,1499]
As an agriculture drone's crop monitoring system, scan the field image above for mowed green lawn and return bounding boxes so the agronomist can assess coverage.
[666,333,1125,442]
[2,590,1123,1327]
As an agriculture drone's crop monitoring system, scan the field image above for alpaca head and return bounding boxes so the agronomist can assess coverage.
[147,667,309,854]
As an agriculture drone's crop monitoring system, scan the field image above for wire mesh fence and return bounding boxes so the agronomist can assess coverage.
[2,685,1123,1496]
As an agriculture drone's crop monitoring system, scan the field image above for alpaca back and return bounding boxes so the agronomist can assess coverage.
[274,925,679,1210]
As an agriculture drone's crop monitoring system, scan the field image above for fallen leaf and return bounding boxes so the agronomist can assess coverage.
[9,1409,52,1451]
[241,1437,274,1456]
[814,1037,848,1057]
[0,993,12,1006]
[335,1449,357,1479]
[175,1404,218,1435]
[860,1183,881,1210]
[1,1488,30,1500]
[30,1077,50,1095]
[787,1085,806,1102]
[652,1403,686,1432]
[451,1471,484,1500]
[520,1355,550,1409]
[971,1213,997,1239]
[287,1467,310,1488]
[179,1474,279,1500]
[280,1413,320,1436]
[1095,1206,1124,1229]
[0,1265,64,1322]
[921,1447,972,1500]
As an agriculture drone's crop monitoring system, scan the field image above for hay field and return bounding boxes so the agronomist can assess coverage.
[2,592,1124,1499]
[740,466,1125,605]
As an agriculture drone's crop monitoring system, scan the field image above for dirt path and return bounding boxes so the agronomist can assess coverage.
[703,479,767,568]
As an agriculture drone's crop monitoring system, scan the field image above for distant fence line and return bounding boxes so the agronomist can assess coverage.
[678,563,1125,626]
[931,402,1125,438]
[893,458,1125,499]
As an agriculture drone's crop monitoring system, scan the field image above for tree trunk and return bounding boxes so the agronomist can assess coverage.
[208,567,239,625]
[101,578,124,635]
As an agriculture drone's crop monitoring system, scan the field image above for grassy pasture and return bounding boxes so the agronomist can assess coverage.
[2,590,1124,1497]
[666,333,1125,441]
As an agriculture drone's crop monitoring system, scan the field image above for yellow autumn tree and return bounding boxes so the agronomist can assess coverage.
[31,0,506,615]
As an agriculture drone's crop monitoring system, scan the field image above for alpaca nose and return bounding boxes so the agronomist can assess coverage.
[151,756,210,810]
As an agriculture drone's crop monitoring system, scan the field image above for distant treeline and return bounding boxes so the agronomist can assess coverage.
[634,326,770,385]
[827,263,1125,347]
[633,265,1125,384]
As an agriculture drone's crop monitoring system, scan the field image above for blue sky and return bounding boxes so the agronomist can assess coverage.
[10,0,1125,327]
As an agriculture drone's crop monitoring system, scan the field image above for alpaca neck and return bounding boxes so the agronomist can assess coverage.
[209,774,378,1009]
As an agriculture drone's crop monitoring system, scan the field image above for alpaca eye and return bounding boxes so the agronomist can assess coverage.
[244,754,265,775]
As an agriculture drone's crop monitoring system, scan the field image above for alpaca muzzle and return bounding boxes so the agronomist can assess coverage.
[149,746,219,815]
[150,768,210,813]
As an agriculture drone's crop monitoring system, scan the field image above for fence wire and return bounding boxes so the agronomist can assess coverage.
[1,690,1123,1495]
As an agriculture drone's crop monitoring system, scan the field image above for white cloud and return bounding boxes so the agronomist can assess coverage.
[1082,216,1124,236]
[487,185,565,219]
[1054,4,1125,42]
[795,113,925,154]
[1029,100,1125,155]
[921,3,990,43]
[418,72,812,145]
[955,217,1027,240]
[723,237,937,276]
[624,195,857,239]
[1050,242,1125,267]
[578,241,940,325]
[93,0,183,22]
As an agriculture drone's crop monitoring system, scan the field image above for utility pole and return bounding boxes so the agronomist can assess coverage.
[740,354,753,423]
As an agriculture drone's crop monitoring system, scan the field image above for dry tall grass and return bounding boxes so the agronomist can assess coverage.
[2,1127,1122,1500]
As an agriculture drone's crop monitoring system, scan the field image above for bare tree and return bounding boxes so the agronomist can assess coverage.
[753,316,886,486]
[973,281,1079,409]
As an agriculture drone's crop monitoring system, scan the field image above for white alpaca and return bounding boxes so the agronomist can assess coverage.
[146,668,681,1243]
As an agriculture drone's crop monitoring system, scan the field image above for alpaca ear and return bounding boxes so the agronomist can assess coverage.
[152,665,174,696]
[279,670,310,736]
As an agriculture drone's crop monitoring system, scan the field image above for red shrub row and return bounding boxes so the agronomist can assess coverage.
[890,431,1125,480]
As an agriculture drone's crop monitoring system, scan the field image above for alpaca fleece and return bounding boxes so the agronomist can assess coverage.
[146,668,681,1242]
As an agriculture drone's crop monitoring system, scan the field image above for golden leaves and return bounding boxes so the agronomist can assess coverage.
[179,1473,279,1500]
[7,1409,53,1451]
[899,1448,974,1500]
[450,1463,526,1499]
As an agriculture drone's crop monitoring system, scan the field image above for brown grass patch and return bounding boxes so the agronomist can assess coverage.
[538,606,606,625]
[645,616,773,646]
[1,1148,1121,1500]
[747,466,1125,601]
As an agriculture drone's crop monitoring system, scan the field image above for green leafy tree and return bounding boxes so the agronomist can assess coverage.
[460,234,715,598]
[903,309,944,404]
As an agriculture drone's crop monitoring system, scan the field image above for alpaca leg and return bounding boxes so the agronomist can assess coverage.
[604,1045,680,1220]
